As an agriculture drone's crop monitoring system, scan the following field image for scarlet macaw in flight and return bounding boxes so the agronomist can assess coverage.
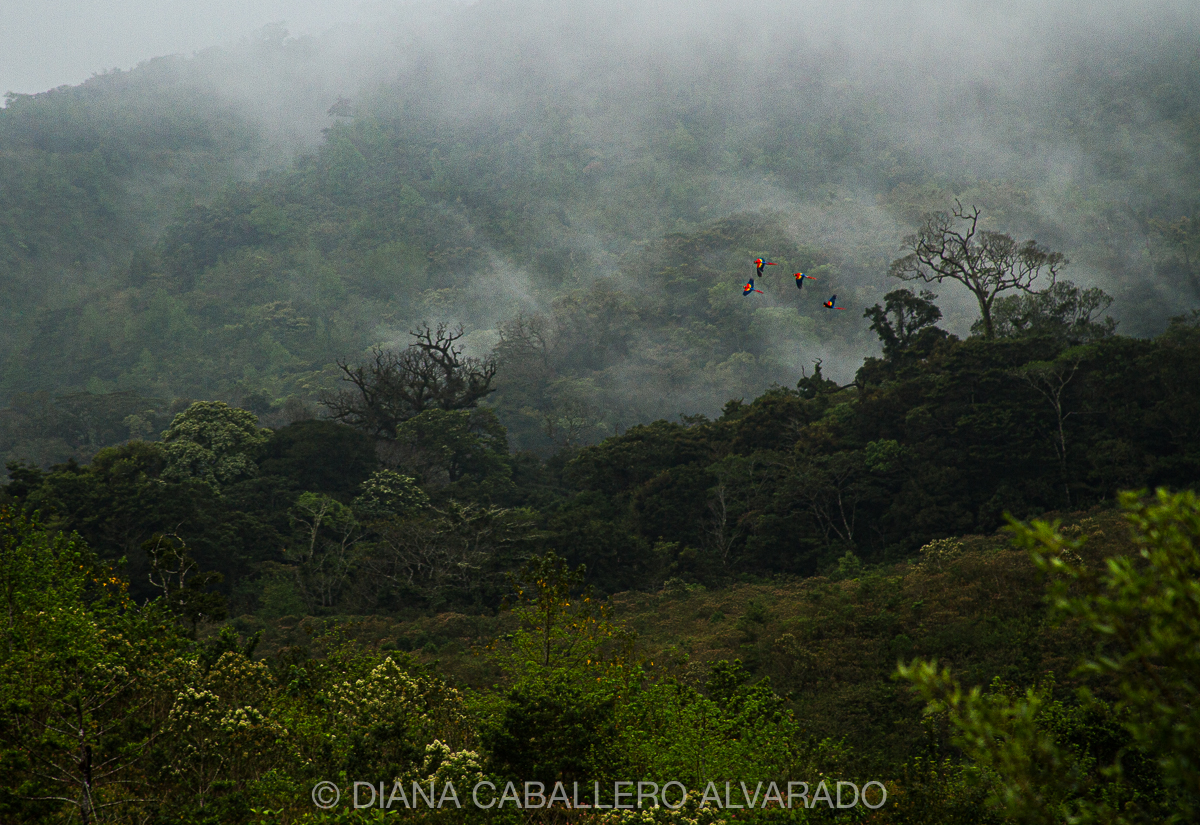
[755,259,777,277]
[794,272,815,291]
[743,279,763,296]
[823,295,847,310]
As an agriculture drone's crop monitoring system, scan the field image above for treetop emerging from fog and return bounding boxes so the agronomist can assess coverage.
[890,203,1067,340]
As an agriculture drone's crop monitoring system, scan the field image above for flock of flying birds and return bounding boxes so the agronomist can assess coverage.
[744,258,845,310]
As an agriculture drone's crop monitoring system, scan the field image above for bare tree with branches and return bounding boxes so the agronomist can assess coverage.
[360,503,534,603]
[704,481,740,570]
[702,454,768,570]
[321,323,497,438]
[1015,347,1090,507]
[1149,214,1200,299]
[145,532,226,635]
[798,452,863,546]
[287,493,362,611]
[890,202,1067,339]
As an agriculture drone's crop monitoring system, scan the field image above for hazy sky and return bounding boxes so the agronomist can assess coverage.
[1,1,407,97]
[6,0,1193,100]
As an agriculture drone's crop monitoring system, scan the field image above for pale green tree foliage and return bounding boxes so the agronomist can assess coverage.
[320,655,473,768]
[359,497,535,607]
[976,281,1117,344]
[483,553,633,787]
[619,660,807,789]
[352,468,430,519]
[0,508,176,825]
[164,652,285,808]
[287,492,361,611]
[898,665,1107,823]
[1032,489,1200,818]
[497,551,626,675]
[409,739,488,794]
[901,488,1200,823]
[160,401,271,489]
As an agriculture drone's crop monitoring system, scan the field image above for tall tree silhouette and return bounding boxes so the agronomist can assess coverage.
[890,202,1066,339]
[322,324,497,439]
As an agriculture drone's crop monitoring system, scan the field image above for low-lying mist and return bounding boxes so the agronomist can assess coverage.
[2,0,1198,459]
[342,0,1200,383]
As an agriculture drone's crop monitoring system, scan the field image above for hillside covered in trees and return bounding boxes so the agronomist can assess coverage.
[3,2,1200,823]
[4,1,1200,464]
[6,306,1198,604]
[3,304,1200,821]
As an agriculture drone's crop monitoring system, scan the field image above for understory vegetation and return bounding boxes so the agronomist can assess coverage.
[4,4,1200,822]
[3,482,1199,823]
[3,306,1200,822]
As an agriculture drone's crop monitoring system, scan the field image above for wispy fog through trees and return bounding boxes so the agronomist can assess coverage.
[4,8,1200,820]
[2,0,1199,458]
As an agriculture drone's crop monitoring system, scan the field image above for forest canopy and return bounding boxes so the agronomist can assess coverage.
[3,3,1200,823]
[3,0,1200,463]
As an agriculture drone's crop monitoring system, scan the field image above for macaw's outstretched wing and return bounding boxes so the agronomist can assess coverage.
[756,259,778,277]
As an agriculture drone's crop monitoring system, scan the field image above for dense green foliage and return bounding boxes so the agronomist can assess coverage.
[5,311,1199,611]
[5,5,1200,821]
[4,2,1200,464]
[5,303,1197,824]
[551,313,1200,590]
[902,488,1200,823]
[0,59,268,397]
[2,312,1199,825]
[3,481,1199,823]
[0,511,826,824]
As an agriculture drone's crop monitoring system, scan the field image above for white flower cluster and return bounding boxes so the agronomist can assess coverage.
[915,538,964,572]
[416,740,486,789]
[326,656,423,721]
[164,653,284,775]
[589,790,729,825]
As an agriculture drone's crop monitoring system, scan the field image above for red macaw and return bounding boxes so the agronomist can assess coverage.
[755,258,778,277]
[794,272,815,291]
[743,279,763,296]
[823,294,847,310]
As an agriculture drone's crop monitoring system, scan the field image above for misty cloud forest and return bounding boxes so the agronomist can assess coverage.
[3,2,1200,823]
